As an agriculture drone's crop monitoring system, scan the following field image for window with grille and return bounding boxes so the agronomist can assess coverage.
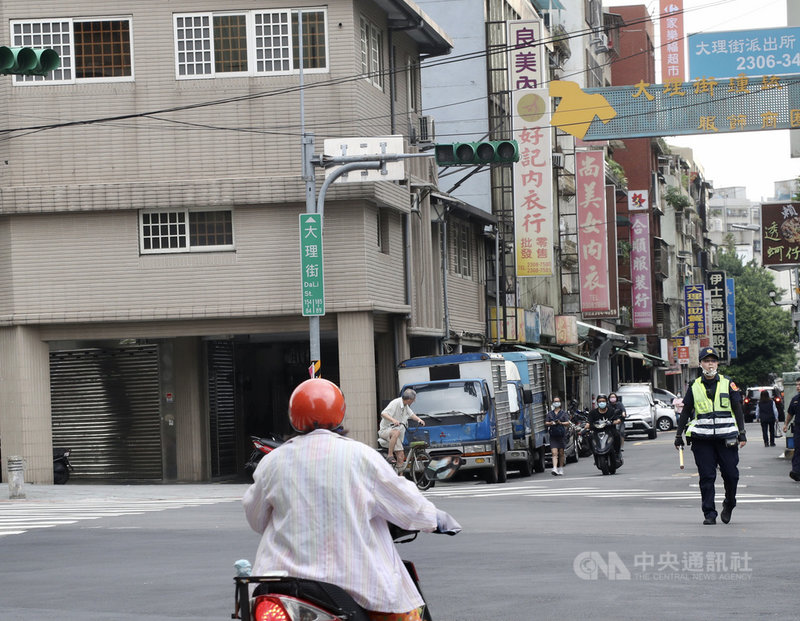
[175,9,327,79]
[140,210,234,254]
[452,221,472,278]
[360,18,384,89]
[11,18,133,84]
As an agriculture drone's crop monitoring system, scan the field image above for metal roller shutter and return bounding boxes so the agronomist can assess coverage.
[50,346,162,480]
[207,340,237,478]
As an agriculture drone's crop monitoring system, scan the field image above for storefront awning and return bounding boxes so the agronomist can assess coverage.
[576,321,629,343]
[641,351,670,366]
[617,348,645,360]
[557,349,597,365]
[530,348,572,366]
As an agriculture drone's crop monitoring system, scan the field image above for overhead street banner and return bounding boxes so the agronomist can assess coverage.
[575,73,800,140]
[688,27,800,80]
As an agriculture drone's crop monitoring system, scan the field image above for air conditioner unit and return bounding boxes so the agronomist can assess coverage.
[592,32,609,52]
[552,152,564,169]
[419,115,435,143]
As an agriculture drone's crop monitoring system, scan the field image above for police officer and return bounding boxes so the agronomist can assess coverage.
[674,347,747,525]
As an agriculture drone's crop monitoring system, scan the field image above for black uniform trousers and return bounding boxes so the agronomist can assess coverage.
[690,437,739,519]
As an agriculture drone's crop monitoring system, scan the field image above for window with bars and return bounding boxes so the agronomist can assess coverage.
[360,18,384,89]
[11,18,133,84]
[452,221,473,278]
[175,9,327,79]
[140,210,234,254]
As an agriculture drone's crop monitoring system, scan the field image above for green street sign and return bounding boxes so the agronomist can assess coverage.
[299,213,325,317]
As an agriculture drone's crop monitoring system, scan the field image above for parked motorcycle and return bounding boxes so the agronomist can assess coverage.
[244,434,285,478]
[232,520,461,621]
[588,417,623,476]
[53,448,74,485]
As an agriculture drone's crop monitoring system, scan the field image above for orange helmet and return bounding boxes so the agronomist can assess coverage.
[288,378,346,433]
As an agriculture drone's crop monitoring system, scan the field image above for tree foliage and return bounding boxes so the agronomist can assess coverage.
[714,246,797,388]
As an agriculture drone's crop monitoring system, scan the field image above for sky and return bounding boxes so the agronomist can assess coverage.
[607,0,799,202]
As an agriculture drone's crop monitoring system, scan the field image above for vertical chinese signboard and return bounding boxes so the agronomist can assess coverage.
[575,151,610,312]
[630,211,653,328]
[684,284,706,337]
[707,270,729,361]
[508,19,543,90]
[512,89,553,276]
[726,277,737,359]
[299,214,324,317]
[762,202,800,266]
[659,0,685,82]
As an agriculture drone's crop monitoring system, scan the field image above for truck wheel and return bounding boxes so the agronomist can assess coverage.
[518,447,534,477]
[484,457,499,484]
[497,450,507,483]
[533,446,546,473]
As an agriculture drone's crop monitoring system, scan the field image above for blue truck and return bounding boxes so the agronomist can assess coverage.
[397,352,538,484]
[500,351,550,476]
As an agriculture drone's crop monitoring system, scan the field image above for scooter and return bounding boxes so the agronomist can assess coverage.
[53,448,74,484]
[232,518,461,621]
[244,434,284,477]
[589,417,623,476]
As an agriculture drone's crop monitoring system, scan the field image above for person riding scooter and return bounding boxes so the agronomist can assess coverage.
[242,378,460,621]
[585,394,624,465]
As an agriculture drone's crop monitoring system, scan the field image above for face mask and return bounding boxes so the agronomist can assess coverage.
[597,401,607,409]
[609,397,617,403]
[552,402,561,408]
[702,367,717,378]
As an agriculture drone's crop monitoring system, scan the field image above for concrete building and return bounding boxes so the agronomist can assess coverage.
[707,187,761,265]
[0,0,507,484]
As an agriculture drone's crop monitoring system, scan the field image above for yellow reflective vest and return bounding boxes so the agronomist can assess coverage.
[686,375,739,440]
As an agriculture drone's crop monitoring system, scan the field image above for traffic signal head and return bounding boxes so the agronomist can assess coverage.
[0,46,61,76]
[435,140,520,166]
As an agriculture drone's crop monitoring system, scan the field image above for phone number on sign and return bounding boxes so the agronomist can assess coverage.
[736,53,800,71]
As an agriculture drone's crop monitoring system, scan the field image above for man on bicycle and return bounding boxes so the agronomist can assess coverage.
[379,388,425,466]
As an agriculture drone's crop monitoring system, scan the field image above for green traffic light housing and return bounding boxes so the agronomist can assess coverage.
[434,140,520,166]
[0,46,61,76]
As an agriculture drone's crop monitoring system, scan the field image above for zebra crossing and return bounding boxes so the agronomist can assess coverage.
[0,497,239,538]
[423,479,800,504]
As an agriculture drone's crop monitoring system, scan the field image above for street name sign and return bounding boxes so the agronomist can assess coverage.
[299,213,324,317]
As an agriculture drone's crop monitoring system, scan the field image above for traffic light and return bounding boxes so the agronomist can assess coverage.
[0,46,61,76]
[434,140,520,166]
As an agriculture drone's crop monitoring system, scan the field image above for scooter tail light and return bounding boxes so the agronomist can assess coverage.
[252,595,339,621]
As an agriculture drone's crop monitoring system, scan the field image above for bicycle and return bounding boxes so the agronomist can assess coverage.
[380,422,435,490]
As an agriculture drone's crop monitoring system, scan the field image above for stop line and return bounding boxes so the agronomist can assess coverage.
[0,497,237,538]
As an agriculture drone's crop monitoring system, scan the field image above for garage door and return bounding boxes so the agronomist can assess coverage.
[50,346,162,480]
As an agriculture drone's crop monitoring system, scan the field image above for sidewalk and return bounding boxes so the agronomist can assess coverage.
[1,481,250,503]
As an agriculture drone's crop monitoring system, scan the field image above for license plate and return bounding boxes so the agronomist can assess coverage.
[624,421,633,428]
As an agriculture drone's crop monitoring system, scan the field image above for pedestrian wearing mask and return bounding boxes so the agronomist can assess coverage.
[546,397,570,476]
[674,347,746,525]
[757,389,779,447]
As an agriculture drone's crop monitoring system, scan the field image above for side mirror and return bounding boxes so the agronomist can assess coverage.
[522,388,533,404]
[483,395,490,412]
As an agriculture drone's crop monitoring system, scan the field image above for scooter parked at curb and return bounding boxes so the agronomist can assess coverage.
[588,417,623,476]
[53,448,74,485]
[232,519,461,621]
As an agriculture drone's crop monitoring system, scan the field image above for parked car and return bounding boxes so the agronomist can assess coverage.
[653,387,679,403]
[615,391,658,439]
[654,400,677,431]
[743,386,784,423]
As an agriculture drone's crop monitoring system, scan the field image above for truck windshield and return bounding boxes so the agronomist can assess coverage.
[410,381,485,424]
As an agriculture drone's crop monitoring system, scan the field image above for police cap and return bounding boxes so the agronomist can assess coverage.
[698,346,719,362]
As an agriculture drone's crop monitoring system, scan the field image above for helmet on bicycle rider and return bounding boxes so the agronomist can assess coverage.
[288,378,346,433]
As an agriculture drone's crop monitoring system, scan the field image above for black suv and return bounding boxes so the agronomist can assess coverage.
[743,386,783,423]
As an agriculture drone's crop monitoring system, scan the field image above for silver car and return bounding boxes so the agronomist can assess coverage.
[616,391,658,439]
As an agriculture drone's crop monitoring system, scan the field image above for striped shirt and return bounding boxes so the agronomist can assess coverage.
[243,429,439,613]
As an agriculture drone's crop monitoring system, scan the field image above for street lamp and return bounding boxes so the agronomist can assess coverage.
[769,290,795,307]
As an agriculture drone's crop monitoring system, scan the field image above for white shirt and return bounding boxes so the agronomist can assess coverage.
[379,397,414,433]
[242,429,438,612]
